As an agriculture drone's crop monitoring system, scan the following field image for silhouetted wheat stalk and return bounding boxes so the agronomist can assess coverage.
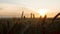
[52,13,60,22]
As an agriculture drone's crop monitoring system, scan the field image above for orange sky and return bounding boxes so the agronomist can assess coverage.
[0,0,60,18]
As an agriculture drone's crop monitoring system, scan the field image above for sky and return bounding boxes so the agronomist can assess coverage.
[0,0,60,18]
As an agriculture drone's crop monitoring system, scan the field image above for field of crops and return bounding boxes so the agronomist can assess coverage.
[0,18,60,34]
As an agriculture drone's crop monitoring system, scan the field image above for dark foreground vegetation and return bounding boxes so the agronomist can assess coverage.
[0,17,60,34]
[0,13,60,34]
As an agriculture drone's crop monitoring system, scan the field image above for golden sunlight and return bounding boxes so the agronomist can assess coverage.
[38,9,48,17]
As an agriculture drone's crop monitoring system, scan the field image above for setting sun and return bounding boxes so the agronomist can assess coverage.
[38,9,48,17]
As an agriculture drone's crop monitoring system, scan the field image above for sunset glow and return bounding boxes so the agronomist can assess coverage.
[0,0,60,18]
[38,9,48,17]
